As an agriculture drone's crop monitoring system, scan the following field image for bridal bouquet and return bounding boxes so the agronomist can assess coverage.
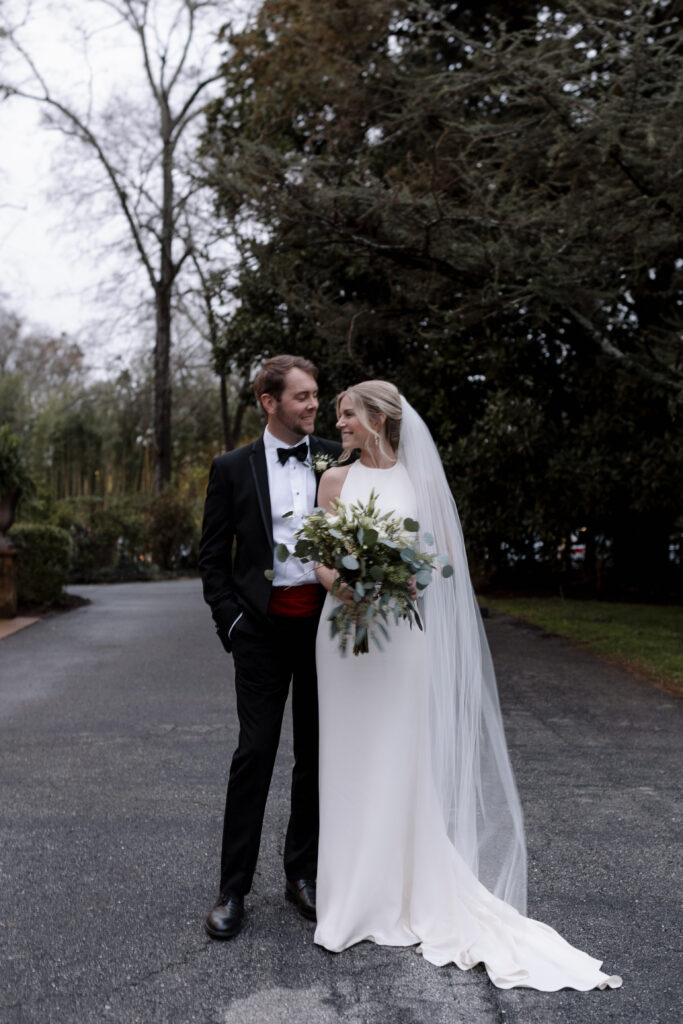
[273,489,452,655]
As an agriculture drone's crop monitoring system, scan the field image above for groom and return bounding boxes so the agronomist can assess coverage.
[198,354,342,940]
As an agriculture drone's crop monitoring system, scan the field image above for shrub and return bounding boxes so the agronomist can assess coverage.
[0,424,34,497]
[52,496,152,582]
[146,489,197,571]
[10,522,71,604]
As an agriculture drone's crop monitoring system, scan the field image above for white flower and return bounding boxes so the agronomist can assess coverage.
[310,453,338,474]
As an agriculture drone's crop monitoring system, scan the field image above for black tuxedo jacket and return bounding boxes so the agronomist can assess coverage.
[199,433,343,652]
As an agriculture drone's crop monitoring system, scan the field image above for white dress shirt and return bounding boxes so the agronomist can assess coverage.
[263,427,318,587]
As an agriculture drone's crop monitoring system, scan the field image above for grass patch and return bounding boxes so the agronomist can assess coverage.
[485,597,683,697]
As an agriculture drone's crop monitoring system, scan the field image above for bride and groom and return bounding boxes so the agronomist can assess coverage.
[199,354,622,991]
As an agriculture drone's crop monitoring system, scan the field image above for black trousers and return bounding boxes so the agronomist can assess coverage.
[219,614,320,896]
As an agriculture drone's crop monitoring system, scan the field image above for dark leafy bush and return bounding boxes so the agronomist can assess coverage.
[52,496,152,582]
[10,521,71,604]
[146,489,197,571]
[0,424,34,497]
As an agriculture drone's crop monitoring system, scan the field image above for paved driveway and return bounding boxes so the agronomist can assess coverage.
[0,580,679,1023]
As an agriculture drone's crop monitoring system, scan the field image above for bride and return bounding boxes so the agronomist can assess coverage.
[313,380,622,991]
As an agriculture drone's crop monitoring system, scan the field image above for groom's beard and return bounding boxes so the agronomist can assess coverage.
[272,411,317,438]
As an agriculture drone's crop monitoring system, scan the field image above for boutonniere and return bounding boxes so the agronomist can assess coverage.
[310,453,338,474]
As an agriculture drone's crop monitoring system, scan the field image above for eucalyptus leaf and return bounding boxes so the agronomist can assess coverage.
[403,517,419,532]
[370,565,385,581]
[442,564,454,578]
[364,528,379,547]
[422,531,434,546]
[282,510,294,518]
[264,569,275,580]
[400,548,416,562]
[275,543,290,562]
[354,582,365,600]
[342,554,360,570]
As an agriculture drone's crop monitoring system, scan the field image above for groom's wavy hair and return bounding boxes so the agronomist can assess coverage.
[253,354,318,406]
[337,381,402,465]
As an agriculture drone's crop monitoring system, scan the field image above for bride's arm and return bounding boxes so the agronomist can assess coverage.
[315,467,355,606]
[316,466,346,512]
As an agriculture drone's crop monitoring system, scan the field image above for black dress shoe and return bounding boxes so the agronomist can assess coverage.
[205,893,244,940]
[285,878,316,921]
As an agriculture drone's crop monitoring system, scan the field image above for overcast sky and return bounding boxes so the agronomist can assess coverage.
[0,0,247,368]
[1,97,98,334]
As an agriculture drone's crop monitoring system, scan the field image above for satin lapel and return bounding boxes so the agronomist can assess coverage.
[249,437,274,552]
[309,435,330,503]
[309,435,322,501]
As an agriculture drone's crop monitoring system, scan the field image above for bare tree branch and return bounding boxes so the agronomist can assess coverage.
[5,78,158,290]
[0,0,227,489]
[568,306,683,397]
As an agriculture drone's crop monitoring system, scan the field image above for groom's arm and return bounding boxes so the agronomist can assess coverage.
[199,455,243,652]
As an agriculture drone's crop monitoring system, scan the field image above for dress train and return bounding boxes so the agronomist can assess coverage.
[314,460,622,991]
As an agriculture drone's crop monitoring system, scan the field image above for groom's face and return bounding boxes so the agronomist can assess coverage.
[263,368,319,445]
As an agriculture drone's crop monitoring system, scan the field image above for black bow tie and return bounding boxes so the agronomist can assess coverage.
[277,443,308,465]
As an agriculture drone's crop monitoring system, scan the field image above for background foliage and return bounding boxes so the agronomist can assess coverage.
[0,303,262,582]
[1,0,681,600]
[10,522,71,604]
[199,0,682,596]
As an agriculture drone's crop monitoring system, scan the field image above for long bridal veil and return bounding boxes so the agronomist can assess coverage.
[398,397,527,913]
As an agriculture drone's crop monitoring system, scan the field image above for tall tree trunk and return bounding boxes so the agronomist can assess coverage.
[154,283,173,491]
[219,374,249,452]
[154,97,175,493]
[231,400,248,451]
[220,374,231,450]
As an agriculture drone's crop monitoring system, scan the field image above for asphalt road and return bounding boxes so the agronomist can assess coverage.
[0,579,680,1024]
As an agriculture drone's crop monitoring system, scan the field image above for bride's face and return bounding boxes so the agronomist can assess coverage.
[336,396,373,450]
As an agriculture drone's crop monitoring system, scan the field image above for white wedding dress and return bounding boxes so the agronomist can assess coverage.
[314,459,622,991]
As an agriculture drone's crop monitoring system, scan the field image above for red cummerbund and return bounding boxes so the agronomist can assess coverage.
[268,583,324,617]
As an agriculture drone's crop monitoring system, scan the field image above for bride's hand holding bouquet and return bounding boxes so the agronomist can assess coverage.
[275,489,452,656]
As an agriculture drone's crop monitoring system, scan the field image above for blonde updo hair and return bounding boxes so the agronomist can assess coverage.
[337,380,402,464]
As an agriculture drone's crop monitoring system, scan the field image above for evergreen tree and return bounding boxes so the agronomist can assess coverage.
[202,0,682,593]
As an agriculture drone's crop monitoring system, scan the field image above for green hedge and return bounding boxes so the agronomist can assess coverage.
[147,490,198,571]
[10,521,71,604]
[12,491,200,585]
[52,496,152,582]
